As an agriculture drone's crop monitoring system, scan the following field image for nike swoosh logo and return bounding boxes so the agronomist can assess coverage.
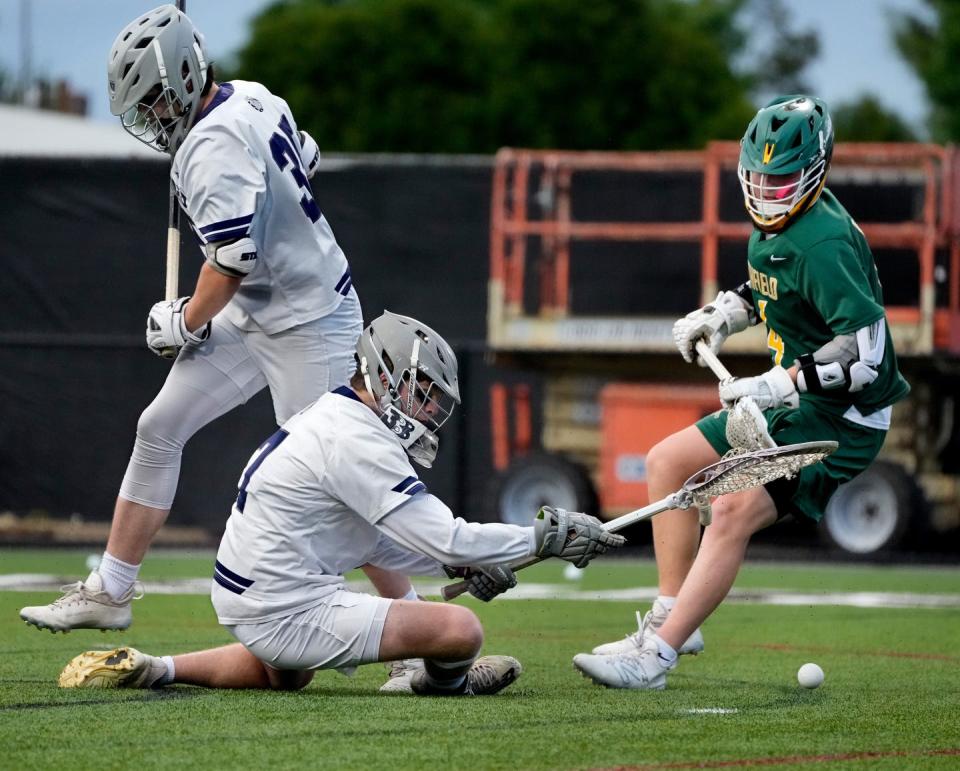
[770,256,788,262]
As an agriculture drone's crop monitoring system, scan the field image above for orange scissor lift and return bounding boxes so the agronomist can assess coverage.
[486,143,960,555]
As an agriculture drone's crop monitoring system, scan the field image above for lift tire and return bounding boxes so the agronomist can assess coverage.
[489,452,599,527]
[821,461,925,556]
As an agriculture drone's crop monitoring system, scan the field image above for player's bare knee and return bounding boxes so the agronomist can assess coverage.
[646,438,681,484]
[705,497,759,541]
[446,605,484,656]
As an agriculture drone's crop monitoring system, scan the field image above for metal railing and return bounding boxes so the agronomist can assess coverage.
[488,143,960,356]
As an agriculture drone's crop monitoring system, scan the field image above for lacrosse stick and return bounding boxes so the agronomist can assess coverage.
[441,439,837,600]
[158,0,187,359]
[695,339,776,454]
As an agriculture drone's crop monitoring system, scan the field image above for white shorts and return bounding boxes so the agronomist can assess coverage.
[225,590,392,672]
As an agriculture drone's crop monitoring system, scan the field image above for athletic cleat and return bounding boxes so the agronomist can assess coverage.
[58,647,167,689]
[379,658,424,693]
[410,655,522,696]
[19,572,141,633]
[573,638,674,690]
[590,600,704,656]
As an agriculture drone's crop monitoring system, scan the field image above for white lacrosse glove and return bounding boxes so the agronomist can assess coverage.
[719,366,799,410]
[298,130,321,179]
[533,506,625,569]
[145,296,211,358]
[673,291,753,366]
[443,564,517,602]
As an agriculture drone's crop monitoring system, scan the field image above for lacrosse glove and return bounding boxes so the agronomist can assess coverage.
[443,564,517,602]
[719,366,799,410]
[533,506,625,569]
[673,290,754,366]
[146,296,211,358]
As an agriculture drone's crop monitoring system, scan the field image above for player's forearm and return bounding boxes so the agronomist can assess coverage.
[378,495,536,567]
[184,263,242,332]
[365,534,448,578]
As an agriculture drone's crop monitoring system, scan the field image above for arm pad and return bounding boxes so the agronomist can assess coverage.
[796,320,884,394]
[204,237,258,278]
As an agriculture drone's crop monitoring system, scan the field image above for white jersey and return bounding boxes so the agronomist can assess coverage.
[213,387,535,625]
[172,80,352,334]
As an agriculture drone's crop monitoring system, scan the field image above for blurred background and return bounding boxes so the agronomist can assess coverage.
[1,0,959,561]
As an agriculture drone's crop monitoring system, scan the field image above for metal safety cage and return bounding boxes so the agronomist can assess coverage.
[488,143,960,357]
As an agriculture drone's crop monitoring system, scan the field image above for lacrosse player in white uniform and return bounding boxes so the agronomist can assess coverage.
[20,6,417,664]
[58,313,625,695]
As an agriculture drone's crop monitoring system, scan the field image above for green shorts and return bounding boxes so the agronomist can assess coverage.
[695,400,887,522]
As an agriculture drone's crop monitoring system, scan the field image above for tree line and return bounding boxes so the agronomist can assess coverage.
[226,0,953,151]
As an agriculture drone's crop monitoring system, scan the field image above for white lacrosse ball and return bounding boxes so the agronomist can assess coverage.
[563,563,584,580]
[797,662,824,689]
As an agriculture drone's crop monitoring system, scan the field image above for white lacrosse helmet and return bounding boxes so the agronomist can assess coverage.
[356,311,461,468]
[107,4,209,154]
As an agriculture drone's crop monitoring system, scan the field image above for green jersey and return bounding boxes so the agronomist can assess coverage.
[745,188,910,417]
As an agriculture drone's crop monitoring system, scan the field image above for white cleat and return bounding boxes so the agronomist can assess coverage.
[590,600,704,656]
[19,572,141,633]
[58,647,167,689]
[379,658,424,693]
[574,638,674,690]
[410,655,522,696]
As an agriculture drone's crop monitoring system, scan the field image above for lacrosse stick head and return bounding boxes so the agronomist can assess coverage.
[725,397,776,451]
[679,440,838,511]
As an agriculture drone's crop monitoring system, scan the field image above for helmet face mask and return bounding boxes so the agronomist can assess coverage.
[357,312,461,468]
[107,5,208,155]
[738,95,833,233]
[119,83,187,152]
[399,372,458,436]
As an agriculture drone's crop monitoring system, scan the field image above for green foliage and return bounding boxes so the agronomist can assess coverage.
[232,0,777,152]
[891,0,959,141]
[833,95,918,143]
[237,0,495,152]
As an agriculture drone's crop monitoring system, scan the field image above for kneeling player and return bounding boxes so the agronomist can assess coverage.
[59,312,624,696]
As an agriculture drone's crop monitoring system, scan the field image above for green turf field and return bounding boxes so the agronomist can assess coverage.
[2,550,958,770]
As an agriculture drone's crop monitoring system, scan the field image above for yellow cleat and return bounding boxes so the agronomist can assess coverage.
[58,647,166,689]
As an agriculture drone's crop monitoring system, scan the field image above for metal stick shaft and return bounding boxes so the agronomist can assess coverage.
[440,495,680,600]
[695,340,732,380]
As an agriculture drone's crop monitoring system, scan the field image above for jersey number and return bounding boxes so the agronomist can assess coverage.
[269,114,321,223]
[757,300,785,366]
[382,409,416,441]
[236,428,289,512]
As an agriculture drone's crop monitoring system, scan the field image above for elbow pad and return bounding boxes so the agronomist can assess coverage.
[204,237,258,278]
[298,130,321,179]
[796,320,884,394]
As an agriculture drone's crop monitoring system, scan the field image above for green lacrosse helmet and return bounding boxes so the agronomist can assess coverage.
[738,95,834,233]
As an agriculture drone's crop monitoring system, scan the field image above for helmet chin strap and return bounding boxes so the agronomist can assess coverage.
[359,353,439,468]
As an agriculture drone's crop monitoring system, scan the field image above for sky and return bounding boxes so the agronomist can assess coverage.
[0,0,935,137]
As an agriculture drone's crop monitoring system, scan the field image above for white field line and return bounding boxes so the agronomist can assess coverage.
[3,573,960,609]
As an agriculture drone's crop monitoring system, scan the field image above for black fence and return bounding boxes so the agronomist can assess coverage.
[0,154,938,534]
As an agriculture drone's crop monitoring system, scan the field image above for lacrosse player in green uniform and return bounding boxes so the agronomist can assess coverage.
[574,95,910,689]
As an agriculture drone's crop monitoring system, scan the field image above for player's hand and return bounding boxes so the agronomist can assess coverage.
[444,564,517,602]
[672,291,752,365]
[533,506,625,569]
[719,366,799,410]
[145,296,211,358]
[298,130,321,179]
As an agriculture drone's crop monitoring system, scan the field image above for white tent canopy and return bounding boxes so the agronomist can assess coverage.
[0,104,162,159]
